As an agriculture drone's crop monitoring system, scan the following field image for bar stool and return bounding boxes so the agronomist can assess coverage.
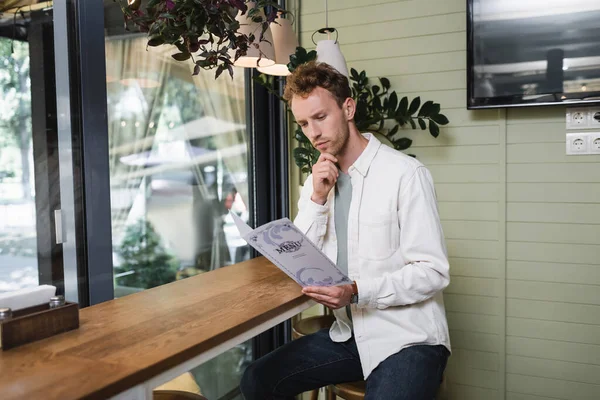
[153,390,208,400]
[328,375,447,400]
[293,312,448,400]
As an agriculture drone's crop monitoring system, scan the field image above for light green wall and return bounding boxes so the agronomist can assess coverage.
[296,1,600,399]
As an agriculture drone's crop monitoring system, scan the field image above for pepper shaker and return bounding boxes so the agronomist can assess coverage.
[49,295,66,309]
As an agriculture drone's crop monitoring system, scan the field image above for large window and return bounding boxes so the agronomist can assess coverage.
[0,38,37,293]
[105,36,251,297]
[104,3,252,398]
[0,3,71,296]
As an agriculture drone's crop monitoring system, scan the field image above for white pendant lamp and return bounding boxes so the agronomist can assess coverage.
[314,28,349,78]
[312,0,349,77]
[257,15,299,76]
[232,2,275,68]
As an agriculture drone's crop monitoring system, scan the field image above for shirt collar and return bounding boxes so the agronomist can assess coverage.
[350,133,381,177]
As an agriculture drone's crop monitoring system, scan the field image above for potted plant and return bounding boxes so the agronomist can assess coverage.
[113,0,286,78]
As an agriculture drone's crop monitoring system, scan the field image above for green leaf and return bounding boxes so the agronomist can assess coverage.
[147,36,165,47]
[430,113,449,125]
[186,15,192,30]
[430,103,441,116]
[429,121,440,138]
[372,85,380,95]
[215,65,226,79]
[372,95,382,110]
[418,100,434,117]
[408,97,421,115]
[394,137,413,151]
[172,52,191,61]
[148,0,161,7]
[253,73,269,86]
[409,118,417,129]
[388,124,399,138]
[351,68,360,81]
[418,118,427,130]
[388,92,398,116]
[398,96,408,117]
[380,77,390,90]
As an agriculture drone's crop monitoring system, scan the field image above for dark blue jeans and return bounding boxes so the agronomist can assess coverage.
[240,328,449,400]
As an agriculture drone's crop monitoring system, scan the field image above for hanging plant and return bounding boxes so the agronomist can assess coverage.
[255,47,450,173]
[113,0,286,79]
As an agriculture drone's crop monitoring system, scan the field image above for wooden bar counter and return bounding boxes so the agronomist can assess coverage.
[0,257,314,400]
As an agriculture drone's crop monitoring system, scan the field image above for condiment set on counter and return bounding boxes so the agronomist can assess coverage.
[0,293,78,351]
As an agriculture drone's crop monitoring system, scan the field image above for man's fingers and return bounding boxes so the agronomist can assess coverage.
[303,292,340,308]
[303,286,340,296]
[316,170,338,186]
[317,153,338,164]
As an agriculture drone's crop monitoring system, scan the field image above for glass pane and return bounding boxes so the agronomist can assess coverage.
[0,3,60,294]
[104,3,251,397]
[0,37,37,293]
[105,35,250,294]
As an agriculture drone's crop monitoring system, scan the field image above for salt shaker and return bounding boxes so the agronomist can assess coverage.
[0,307,12,321]
[49,295,66,309]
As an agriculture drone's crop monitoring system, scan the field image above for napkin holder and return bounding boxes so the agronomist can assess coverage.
[0,301,79,350]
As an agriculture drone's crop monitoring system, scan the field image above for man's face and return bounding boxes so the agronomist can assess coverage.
[291,87,351,156]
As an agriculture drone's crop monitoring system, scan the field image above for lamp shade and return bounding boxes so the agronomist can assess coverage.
[232,2,275,68]
[316,39,349,78]
[257,16,299,76]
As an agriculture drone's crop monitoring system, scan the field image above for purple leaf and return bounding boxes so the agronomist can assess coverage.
[229,0,247,13]
[166,0,175,11]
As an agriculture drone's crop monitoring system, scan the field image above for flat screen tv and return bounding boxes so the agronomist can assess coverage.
[467,0,600,109]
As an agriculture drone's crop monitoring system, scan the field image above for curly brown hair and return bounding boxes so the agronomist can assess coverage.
[283,61,351,108]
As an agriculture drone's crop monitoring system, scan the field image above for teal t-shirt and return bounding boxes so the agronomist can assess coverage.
[334,171,352,320]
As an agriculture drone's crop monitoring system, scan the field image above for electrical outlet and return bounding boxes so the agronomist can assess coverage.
[566,133,588,154]
[589,133,600,154]
[566,108,589,129]
[590,110,600,127]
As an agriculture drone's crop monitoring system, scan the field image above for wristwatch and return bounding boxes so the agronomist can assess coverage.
[350,281,359,304]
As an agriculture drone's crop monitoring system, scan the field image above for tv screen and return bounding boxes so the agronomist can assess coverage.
[467,0,600,109]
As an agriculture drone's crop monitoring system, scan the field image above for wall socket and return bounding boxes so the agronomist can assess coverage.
[566,107,600,130]
[566,132,600,155]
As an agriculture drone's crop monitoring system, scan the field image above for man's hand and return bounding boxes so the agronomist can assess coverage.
[311,153,338,205]
[302,284,354,309]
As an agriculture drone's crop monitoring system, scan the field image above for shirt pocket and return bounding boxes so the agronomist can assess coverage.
[357,211,395,260]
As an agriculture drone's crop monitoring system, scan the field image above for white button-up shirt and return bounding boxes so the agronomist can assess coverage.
[294,133,451,378]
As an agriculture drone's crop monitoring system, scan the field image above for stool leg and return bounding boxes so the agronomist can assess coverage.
[310,388,319,400]
[327,387,336,400]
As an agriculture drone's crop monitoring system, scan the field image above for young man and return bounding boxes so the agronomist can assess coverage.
[241,61,451,399]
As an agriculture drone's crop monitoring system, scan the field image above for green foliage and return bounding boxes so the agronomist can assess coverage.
[113,0,287,79]
[115,219,180,289]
